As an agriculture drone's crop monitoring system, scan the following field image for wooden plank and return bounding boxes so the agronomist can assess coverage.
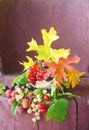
[77,96,89,130]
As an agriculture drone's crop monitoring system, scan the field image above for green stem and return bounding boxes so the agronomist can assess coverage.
[60,86,64,94]
[53,89,57,101]
[56,81,64,94]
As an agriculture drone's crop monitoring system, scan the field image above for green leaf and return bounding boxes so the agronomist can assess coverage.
[12,71,28,86]
[0,83,5,95]
[33,88,43,98]
[46,98,70,122]
[12,75,21,84]
[24,88,29,97]
[62,81,70,89]
[11,100,18,115]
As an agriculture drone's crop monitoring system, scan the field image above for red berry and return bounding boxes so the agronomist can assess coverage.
[38,103,46,109]
[40,107,47,113]
[44,95,50,101]
[27,63,46,85]
[6,89,12,97]
[17,107,25,114]
[33,61,38,67]
[38,103,47,113]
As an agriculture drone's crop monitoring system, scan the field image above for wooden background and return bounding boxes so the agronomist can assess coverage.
[0,0,89,74]
[0,1,89,130]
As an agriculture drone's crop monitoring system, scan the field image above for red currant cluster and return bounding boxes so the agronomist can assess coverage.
[27,61,47,85]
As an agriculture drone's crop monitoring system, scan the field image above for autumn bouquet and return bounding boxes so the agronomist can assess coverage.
[0,27,84,125]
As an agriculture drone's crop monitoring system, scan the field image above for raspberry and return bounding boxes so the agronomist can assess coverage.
[15,85,20,90]
[22,99,29,109]
[6,89,12,98]
[17,107,25,114]
[11,91,16,98]
[8,98,15,105]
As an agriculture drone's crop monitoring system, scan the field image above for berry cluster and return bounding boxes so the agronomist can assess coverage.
[27,61,47,85]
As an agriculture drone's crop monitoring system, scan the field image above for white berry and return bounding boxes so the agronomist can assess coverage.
[35,112,40,116]
[36,116,40,120]
[27,108,32,114]
[31,103,35,108]
[33,98,38,103]
[32,108,37,112]
[32,117,37,122]
[43,90,47,95]
[37,98,42,102]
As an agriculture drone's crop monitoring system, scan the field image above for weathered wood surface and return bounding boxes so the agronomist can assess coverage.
[0,94,89,130]
[77,97,89,130]
[0,0,89,74]
[0,96,76,130]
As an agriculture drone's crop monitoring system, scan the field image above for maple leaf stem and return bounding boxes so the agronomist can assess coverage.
[60,86,64,94]
[55,81,64,94]
[53,90,57,100]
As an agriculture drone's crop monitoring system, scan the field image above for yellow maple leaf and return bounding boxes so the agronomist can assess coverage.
[41,27,59,47]
[51,48,70,63]
[19,56,34,70]
[67,67,85,88]
[26,38,38,52]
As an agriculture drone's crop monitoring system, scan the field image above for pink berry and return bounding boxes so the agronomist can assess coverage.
[17,107,25,115]
[15,85,20,90]
[8,98,15,105]
[27,93,33,99]
[11,91,16,98]
[6,90,12,97]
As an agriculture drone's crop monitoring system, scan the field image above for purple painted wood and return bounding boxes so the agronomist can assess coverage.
[0,96,38,130]
[38,99,76,130]
[0,96,76,130]
[77,97,89,130]
[72,88,89,130]
[0,0,89,74]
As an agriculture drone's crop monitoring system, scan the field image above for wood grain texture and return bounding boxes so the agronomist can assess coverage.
[0,0,89,74]
[0,96,76,130]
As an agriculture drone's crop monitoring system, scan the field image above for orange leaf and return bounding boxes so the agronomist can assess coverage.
[59,55,80,65]
[43,55,84,88]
